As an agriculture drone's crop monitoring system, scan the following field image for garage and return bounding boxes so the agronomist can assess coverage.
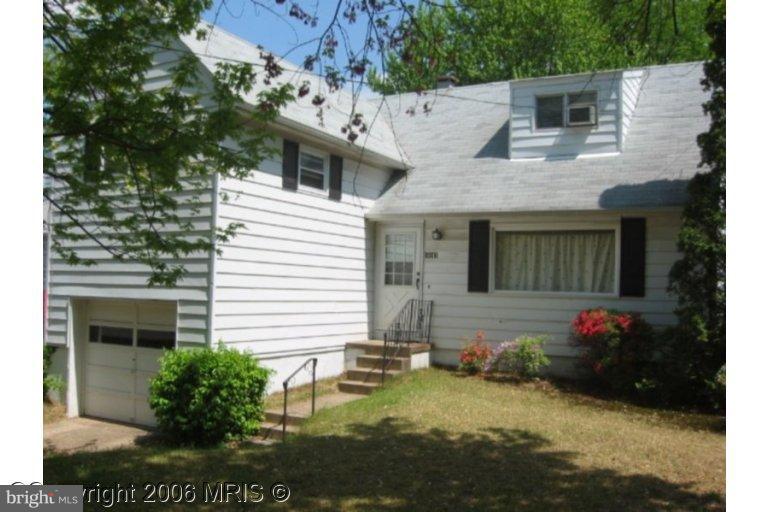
[82,300,176,426]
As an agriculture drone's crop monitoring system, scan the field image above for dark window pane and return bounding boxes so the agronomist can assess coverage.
[568,91,597,105]
[569,106,593,124]
[99,326,133,346]
[88,325,100,343]
[137,329,175,350]
[300,169,324,189]
[300,152,324,171]
[536,96,563,128]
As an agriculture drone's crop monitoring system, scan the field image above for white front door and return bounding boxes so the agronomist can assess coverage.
[375,226,423,336]
[83,300,175,426]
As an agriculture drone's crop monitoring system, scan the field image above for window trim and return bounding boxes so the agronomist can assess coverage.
[298,145,329,194]
[534,90,599,131]
[488,222,621,298]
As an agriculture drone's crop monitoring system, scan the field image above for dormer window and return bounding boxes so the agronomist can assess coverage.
[535,91,598,129]
[535,95,565,129]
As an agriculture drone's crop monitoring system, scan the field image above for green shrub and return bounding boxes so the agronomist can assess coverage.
[484,335,550,379]
[43,345,64,401]
[643,327,726,411]
[149,346,272,446]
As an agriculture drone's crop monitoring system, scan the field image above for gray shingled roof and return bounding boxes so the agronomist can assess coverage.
[180,25,407,167]
[368,62,709,217]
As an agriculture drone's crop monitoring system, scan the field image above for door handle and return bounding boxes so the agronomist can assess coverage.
[416,277,420,290]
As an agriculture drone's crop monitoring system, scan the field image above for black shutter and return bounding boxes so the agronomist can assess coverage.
[282,139,299,190]
[620,217,646,297]
[329,154,343,201]
[468,220,490,292]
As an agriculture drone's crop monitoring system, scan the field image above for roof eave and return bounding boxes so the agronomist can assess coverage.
[273,116,411,170]
[365,204,685,221]
[235,103,411,170]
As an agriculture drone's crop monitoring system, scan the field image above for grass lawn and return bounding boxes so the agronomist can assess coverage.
[44,368,724,511]
[264,375,343,411]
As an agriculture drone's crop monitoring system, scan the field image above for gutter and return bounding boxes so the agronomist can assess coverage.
[365,205,686,222]
[235,104,411,171]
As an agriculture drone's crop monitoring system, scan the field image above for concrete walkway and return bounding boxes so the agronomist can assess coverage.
[44,417,155,454]
[280,391,364,416]
[44,392,365,452]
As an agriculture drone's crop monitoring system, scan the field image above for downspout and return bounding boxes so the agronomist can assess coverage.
[205,173,220,347]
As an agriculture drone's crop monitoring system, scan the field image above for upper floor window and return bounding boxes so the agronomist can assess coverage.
[535,91,598,129]
[299,151,327,190]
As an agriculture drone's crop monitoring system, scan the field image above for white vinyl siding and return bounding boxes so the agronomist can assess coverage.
[620,70,644,147]
[45,42,215,348]
[379,211,682,375]
[213,136,392,390]
[510,71,645,159]
[45,180,214,347]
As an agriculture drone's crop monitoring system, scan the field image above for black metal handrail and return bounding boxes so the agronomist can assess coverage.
[381,332,401,385]
[380,299,433,385]
[383,299,433,345]
[281,357,317,440]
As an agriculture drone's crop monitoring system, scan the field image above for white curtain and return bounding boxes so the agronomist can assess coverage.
[495,230,615,293]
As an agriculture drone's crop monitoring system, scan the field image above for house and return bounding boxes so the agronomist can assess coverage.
[45,25,708,426]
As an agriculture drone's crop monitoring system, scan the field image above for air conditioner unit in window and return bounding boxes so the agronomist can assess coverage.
[567,104,596,126]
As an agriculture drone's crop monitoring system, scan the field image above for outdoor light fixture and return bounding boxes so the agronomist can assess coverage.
[431,227,443,240]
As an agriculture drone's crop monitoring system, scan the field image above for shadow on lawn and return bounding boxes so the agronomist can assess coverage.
[45,417,723,512]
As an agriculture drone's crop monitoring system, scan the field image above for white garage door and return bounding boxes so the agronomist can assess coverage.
[83,300,176,426]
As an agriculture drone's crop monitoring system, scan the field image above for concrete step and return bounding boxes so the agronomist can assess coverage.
[346,367,401,384]
[264,410,308,427]
[338,380,381,395]
[356,354,410,371]
[259,422,300,440]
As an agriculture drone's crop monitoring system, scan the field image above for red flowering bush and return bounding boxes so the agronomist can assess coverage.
[458,330,492,375]
[571,308,654,394]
